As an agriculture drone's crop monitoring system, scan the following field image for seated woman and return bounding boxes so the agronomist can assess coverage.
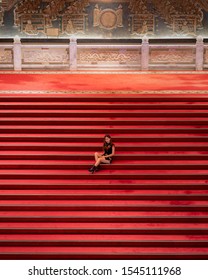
[89,134,115,174]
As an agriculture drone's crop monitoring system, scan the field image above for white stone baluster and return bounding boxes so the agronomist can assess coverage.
[196,35,204,71]
[13,35,22,71]
[70,36,77,70]
[141,35,149,71]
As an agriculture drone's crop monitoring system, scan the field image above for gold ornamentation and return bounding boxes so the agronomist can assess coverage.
[197,0,208,11]
[0,5,4,26]
[100,10,117,30]
[24,20,38,35]
[64,19,75,34]
[173,16,197,36]
[152,0,203,34]
[13,0,89,36]
[131,14,155,35]
[20,14,45,35]
[6,0,208,38]
[62,14,87,35]
[93,5,123,30]
[129,0,149,14]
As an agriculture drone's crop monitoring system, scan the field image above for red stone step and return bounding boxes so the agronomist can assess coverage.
[1,102,208,110]
[0,214,206,223]
[0,222,207,229]
[0,239,207,248]
[1,252,207,260]
[1,233,208,241]
[0,190,206,200]
[1,246,208,253]
[1,117,208,125]
[1,134,208,143]
[0,151,208,160]
[2,95,208,102]
[1,109,208,118]
[0,179,207,190]
[0,199,206,206]
[1,210,208,216]
[1,125,208,134]
[0,159,208,170]
[0,200,207,211]
[0,170,208,180]
[1,189,208,195]
[1,142,208,152]
[0,224,207,235]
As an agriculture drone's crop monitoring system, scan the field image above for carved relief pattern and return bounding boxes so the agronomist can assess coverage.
[62,14,88,35]
[22,49,69,65]
[0,49,13,64]
[151,0,203,35]
[14,0,90,36]
[78,49,141,65]
[131,14,155,35]
[150,49,195,64]
[172,16,197,35]
[20,14,45,35]
[204,48,208,64]
[93,5,123,30]
[2,0,208,38]
[128,0,155,35]
[2,0,19,11]
[129,0,150,14]
[0,5,5,26]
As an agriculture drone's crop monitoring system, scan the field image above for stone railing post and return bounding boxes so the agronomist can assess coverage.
[69,36,77,70]
[13,35,22,71]
[196,35,204,71]
[141,35,149,71]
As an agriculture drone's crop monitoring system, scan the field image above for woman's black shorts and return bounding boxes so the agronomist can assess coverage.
[103,154,112,163]
[107,157,112,163]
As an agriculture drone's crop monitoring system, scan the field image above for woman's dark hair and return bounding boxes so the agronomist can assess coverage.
[103,134,113,147]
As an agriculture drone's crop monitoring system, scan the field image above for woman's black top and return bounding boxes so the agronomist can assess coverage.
[103,143,115,156]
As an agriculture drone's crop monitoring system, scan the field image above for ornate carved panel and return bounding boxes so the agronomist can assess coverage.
[0,48,13,64]
[62,14,88,35]
[20,14,45,35]
[22,48,69,65]
[150,49,195,64]
[130,14,155,35]
[93,6,123,30]
[1,0,208,38]
[173,16,197,36]
[204,48,208,64]
[77,48,141,66]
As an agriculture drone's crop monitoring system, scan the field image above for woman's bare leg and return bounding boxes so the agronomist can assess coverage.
[94,152,103,161]
[95,156,110,166]
[89,153,102,173]
[100,157,111,164]
[94,152,99,161]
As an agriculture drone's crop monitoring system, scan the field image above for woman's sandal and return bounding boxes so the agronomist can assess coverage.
[88,165,95,173]
[94,165,100,172]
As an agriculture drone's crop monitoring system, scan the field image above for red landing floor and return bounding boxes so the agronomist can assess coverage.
[0,72,208,91]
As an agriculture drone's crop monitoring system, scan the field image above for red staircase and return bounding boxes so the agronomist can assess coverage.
[0,93,208,260]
